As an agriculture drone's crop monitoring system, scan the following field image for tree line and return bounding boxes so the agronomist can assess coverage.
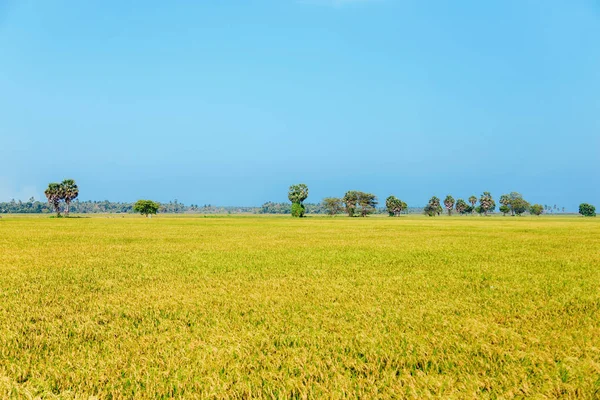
[0,180,595,217]
[286,184,595,218]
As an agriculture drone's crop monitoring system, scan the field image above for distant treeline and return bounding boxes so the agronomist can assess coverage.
[0,198,425,215]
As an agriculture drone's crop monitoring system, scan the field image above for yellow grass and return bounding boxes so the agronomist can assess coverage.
[0,215,599,398]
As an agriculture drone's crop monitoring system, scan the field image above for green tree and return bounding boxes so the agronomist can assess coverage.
[479,192,495,216]
[44,183,64,217]
[322,197,343,216]
[468,195,477,215]
[530,204,544,216]
[288,184,309,218]
[343,191,377,217]
[358,192,378,217]
[385,195,405,216]
[424,196,442,217]
[579,203,596,217]
[443,195,455,216]
[343,191,359,217]
[61,179,79,216]
[455,199,469,214]
[499,194,511,214]
[511,198,530,216]
[133,200,160,217]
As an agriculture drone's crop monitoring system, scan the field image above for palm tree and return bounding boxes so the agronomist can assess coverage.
[44,183,64,216]
[468,195,477,215]
[444,195,455,216]
[61,179,79,215]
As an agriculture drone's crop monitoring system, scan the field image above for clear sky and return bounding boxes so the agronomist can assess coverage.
[1,0,598,209]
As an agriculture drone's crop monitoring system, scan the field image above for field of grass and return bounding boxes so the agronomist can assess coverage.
[1,215,599,398]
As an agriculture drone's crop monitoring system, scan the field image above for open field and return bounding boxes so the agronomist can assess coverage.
[0,216,599,398]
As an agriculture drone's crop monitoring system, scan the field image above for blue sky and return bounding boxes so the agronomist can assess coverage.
[1,0,598,208]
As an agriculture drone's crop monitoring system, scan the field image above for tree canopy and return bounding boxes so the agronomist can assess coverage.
[579,203,596,217]
[133,200,160,217]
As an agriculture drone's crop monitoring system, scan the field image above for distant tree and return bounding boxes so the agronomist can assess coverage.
[322,197,343,216]
[530,204,544,216]
[288,184,309,218]
[343,191,359,217]
[511,198,530,216]
[479,192,495,216]
[468,195,477,215]
[443,195,455,216]
[499,205,510,216]
[343,191,377,217]
[61,179,79,216]
[424,196,442,217]
[499,194,511,214]
[44,183,64,217]
[357,192,378,217]
[386,195,405,216]
[579,203,596,217]
[133,200,160,217]
[455,199,469,215]
[561,207,565,213]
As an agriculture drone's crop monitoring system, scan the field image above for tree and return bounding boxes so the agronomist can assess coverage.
[443,195,455,216]
[468,195,477,215]
[343,191,359,217]
[386,196,405,216]
[44,183,64,216]
[343,191,377,217]
[288,184,309,204]
[511,198,530,216]
[424,196,442,217]
[579,203,596,217]
[133,200,160,217]
[322,197,343,216]
[288,184,309,218]
[479,192,495,216]
[455,199,469,215]
[499,194,511,214]
[530,204,544,216]
[61,179,79,216]
[358,192,378,217]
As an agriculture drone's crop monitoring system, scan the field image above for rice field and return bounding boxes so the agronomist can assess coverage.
[0,215,599,398]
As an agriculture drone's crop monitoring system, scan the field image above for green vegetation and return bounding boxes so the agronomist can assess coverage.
[0,216,599,397]
[288,184,309,218]
[579,203,596,217]
[443,195,455,216]
[322,197,343,216]
[385,196,406,217]
[479,192,496,216]
[133,200,160,217]
[530,203,544,216]
[43,179,79,217]
[343,191,378,217]
[424,196,442,216]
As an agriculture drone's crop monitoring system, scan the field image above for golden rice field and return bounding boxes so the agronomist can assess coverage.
[0,215,599,398]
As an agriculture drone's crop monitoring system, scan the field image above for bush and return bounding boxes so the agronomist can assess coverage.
[579,203,596,217]
[291,202,305,218]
